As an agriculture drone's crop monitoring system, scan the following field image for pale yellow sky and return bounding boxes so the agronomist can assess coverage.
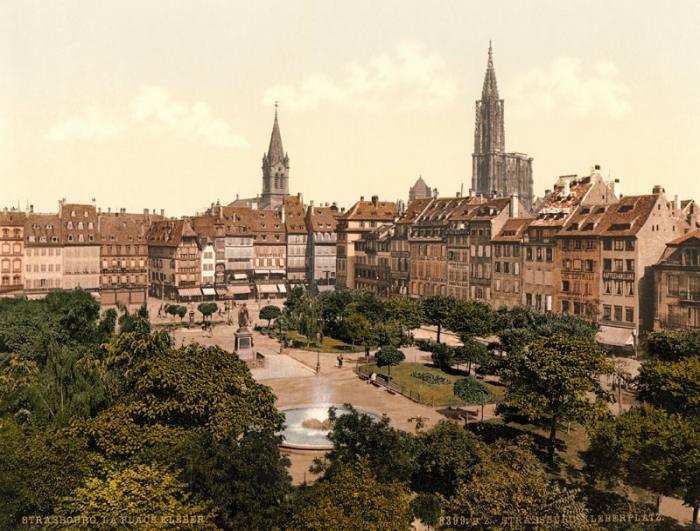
[1,0,699,216]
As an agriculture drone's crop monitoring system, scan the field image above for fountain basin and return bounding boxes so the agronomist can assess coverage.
[279,404,381,450]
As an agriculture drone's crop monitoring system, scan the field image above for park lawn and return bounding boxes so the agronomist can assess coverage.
[366,362,504,407]
[283,330,364,353]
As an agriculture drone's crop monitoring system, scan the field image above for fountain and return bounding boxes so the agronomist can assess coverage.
[279,404,380,450]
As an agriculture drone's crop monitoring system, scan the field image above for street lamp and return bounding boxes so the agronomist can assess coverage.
[315,330,321,374]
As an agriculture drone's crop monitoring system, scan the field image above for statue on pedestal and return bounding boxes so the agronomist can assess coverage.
[237,303,250,330]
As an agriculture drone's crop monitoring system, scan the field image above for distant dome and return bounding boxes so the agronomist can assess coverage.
[409,176,431,203]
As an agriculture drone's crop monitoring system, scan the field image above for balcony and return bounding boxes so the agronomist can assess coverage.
[679,290,700,304]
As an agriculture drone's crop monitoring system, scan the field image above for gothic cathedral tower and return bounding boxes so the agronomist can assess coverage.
[471,43,534,210]
[260,104,290,210]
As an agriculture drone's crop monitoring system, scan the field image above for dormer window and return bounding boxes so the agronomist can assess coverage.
[618,205,633,213]
[67,234,73,241]
[67,221,73,229]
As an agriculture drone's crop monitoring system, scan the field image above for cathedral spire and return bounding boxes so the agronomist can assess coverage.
[267,102,285,164]
[482,41,499,99]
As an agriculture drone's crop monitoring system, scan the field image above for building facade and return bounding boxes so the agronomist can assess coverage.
[491,217,532,309]
[59,203,100,291]
[147,219,201,301]
[284,195,307,285]
[0,210,25,296]
[306,205,340,291]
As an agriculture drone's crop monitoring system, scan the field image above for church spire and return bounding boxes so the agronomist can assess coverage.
[481,41,499,99]
[267,102,285,164]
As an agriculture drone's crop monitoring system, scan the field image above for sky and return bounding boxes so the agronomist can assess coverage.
[1,0,699,216]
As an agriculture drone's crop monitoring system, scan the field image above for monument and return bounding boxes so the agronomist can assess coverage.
[234,303,255,361]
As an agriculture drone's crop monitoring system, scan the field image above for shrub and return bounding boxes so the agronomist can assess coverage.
[411,371,449,385]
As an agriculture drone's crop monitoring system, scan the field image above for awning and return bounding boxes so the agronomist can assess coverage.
[271,269,286,275]
[215,288,229,296]
[277,284,287,293]
[596,325,635,347]
[202,287,216,296]
[257,284,277,294]
[318,285,335,292]
[254,269,270,276]
[178,288,202,297]
[90,292,101,300]
[228,285,251,295]
[233,273,247,281]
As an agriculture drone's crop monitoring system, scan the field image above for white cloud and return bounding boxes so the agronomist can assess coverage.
[46,86,248,149]
[508,57,631,119]
[264,43,457,112]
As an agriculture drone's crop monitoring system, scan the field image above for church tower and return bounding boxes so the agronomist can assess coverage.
[260,104,289,209]
[471,43,533,210]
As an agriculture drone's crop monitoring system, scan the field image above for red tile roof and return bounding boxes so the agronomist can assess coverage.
[492,217,535,241]
[341,198,396,221]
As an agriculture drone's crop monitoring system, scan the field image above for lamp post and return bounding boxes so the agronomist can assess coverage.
[315,330,321,375]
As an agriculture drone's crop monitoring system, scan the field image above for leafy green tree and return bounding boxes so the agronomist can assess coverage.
[97,308,117,339]
[373,320,405,348]
[376,345,405,383]
[259,304,282,328]
[430,342,455,372]
[197,302,218,322]
[0,420,92,529]
[317,404,418,484]
[343,312,372,346]
[638,357,700,418]
[646,329,700,361]
[422,296,456,343]
[117,303,150,333]
[455,337,489,375]
[499,335,613,457]
[413,420,484,497]
[384,297,424,331]
[586,406,700,529]
[284,286,305,313]
[410,493,443,529]
[446,300,495,338]
[349,290,386,322]
[454,377,494,406]
[44,289,101,345]
[58,463,217,530]
[178,430,292,530]
[291,457,411,530]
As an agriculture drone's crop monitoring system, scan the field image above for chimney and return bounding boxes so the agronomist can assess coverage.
[652,185,665,195]
[545,189,552,196]
[29,204,34,213]
[309,200,314,207]
[143,208,149,215]
[433,188,439,198]
[593,164,601,173]
[160,209,164,216]
[371,195,379,206]
[612,178,621,198]
[469,188,475,197]
[510,194,519,218]
[107,207,111,213]
[562,179,570,197]
[360,196,365,202]
[674,194,680,212]
[97,207,101,214]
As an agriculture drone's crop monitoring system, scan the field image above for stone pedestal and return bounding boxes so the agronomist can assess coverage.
[234,327,254,361]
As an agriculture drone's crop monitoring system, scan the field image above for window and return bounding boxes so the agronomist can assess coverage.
[604,280,611,294]
[603,304,612,320]
[625,307,634,323]
[614,259,623,272]
[562,300,570,313]
[625,240,635,251]
[562,280,570,292]
[603,239,612,251]
[546,247,552,262]
[614,240,624,251]
[526,293,532,306]
[614,305,623,321]
[603,258,612,271]
[626,259,634,272]
[526,247,532,261]
[585,260,594,272]
[536,247,542,261]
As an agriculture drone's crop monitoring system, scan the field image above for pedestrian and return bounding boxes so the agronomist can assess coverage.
[370,372,377,384]
[339,354,344,368]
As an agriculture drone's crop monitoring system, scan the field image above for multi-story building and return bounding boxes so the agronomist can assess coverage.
[409,197,469,298]
[252,209,286,299]
[98,211,152,306]
[471,43,533,210]
[336,196,396,290]
[445,196,487,300]
[200,240,216,297]
[306,204,340,292]
[491,217,532,309]
[147,219,201,301]
[522,170,617,313]
[653,229,700,330]
[24,213,63,296]
[0,210,26,296]
[393,197,433,297]
[284,195,307,286]
[59,202,100,292]
[465,197,515,304]
[353,225,393,297]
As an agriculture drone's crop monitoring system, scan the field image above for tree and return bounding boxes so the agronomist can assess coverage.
[197,302,218,322]
[586,406,700,530]
[413,420,484,497]
[343,312,372,346]
[291,458,411,530]
[259,305,282,329]
[58,463,217,530]
[422,296,456,343]
[350,290,386,323]
[499,335,613,458]
[454,377,494,406]
[384,297,424,331]
[97,308,117,339]
[638,357,700,419]
[646,329,700,361]
[175,305,187,322]
[454,337,489,375]
[430,342,455,372]
[284,286,305,313]
[446,300,495,338]
[178,430,292,530]
[318,404,418,484]
[117,303,150,333]
[376,346,405,383]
